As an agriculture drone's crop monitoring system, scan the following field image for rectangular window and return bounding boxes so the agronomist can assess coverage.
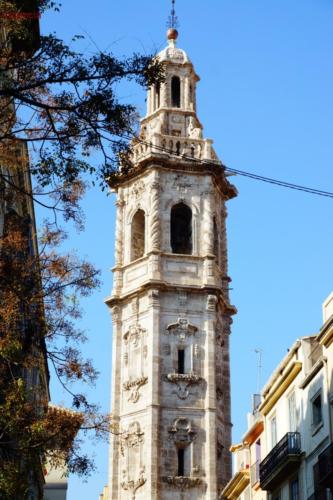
[177,448,185,476]
[270,415,277,448]
[288,391,297,432]
[290,478,299,500]
[312,392,323,428]
[178,348,185,374]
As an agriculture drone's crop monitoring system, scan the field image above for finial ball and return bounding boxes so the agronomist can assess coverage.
[167,28,178,41]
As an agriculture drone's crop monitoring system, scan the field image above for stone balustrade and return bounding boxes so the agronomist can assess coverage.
[132,132,218,163]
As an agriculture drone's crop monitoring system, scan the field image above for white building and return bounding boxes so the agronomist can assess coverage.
[101,21,237,500]
[222,293,333,500]
[44,463,68,500]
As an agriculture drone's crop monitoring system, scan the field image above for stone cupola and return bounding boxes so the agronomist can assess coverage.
[133,29,219,165]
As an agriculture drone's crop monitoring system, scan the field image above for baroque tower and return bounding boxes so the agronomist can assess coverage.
[104,23,237,500]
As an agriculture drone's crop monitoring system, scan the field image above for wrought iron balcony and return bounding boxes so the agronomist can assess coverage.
[317,442,333,491]
[259,432,301,490]
[307,493,328,500]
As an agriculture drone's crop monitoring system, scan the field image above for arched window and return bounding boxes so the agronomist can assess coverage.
[131,209,145,260]
[171,76,181,108]
[171,203,192,254]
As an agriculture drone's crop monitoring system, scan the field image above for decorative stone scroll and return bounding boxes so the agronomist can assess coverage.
[131,180,145,200]
[122,324,148,402]
[120,422,144,456]
[162,476,203,490]
[206,294,218,311]
[123,376,148,403]
[166,318,198,342]
[123,324,145,347]
[121,466,146,499]
[168,417,196,447]
[164,373,203,400]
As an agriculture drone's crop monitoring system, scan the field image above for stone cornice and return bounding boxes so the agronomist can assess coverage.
[259,361,302,416]
[220,470,250,499]
[317,316,333,347]
[242,419,264,446]
[105,281,236,316]
[107,158,238,201]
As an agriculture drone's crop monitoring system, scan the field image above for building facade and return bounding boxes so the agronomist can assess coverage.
[221,293,333,500]
[102,27,237,500]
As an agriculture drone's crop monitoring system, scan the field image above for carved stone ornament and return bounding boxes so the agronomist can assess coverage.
[130,180,145,200]
[206,294,218,311]
[178,291,187,307]
[148,288,159,305]
[123,376,148,403]
[162,476,203,490]
[167,47,185,62]
[168,417,196,447]
[164,372,203,400]
[121,466,146,499]
[166,318,198,342]
[120,422,144,456]
[123,324,146,347]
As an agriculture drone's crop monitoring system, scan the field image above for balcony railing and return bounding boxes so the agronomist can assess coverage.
[307,493,328,500]
[250,460,260,485]
[317,442,333,490]
[259,432,301,490]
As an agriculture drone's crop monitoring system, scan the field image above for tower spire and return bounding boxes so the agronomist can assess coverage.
[167,0,179,43]
[167,0,179,29]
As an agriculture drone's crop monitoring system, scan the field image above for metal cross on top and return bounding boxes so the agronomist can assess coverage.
[167,0,179,29]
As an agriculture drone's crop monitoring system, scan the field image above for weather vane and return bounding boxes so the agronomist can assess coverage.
[167,0,179,29]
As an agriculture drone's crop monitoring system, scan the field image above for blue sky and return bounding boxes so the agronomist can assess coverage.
[39,1,333,498]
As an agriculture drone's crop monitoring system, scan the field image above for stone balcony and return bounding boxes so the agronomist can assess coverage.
[132,132,219,164]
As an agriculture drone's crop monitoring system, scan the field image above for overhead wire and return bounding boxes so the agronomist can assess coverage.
[117,132,333,199]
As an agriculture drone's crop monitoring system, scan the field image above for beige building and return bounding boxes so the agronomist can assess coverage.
[101,24,237,500]
[222,293,333,500]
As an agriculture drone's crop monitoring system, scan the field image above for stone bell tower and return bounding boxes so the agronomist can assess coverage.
[104,21,237,500]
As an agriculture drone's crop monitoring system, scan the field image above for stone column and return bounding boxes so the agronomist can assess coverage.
[115,192,124,266]
[146,289,161,499]
[161,82,168,107]
[203,191,216,287]
[149,176,160,252]
[109,305,122,500]
[184,77,190,110]
[113,191,124,294]
[149,175,161,282]
[180,77,185,109]
[203,191,214,256]
[204,295,218,499]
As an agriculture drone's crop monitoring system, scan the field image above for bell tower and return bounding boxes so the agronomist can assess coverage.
[104,18,237,500]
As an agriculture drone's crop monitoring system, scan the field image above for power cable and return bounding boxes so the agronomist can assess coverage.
[120,132,333,199]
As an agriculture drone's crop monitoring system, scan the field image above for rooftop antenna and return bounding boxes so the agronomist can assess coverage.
[254,348,263,394]
[167,0,179,29]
